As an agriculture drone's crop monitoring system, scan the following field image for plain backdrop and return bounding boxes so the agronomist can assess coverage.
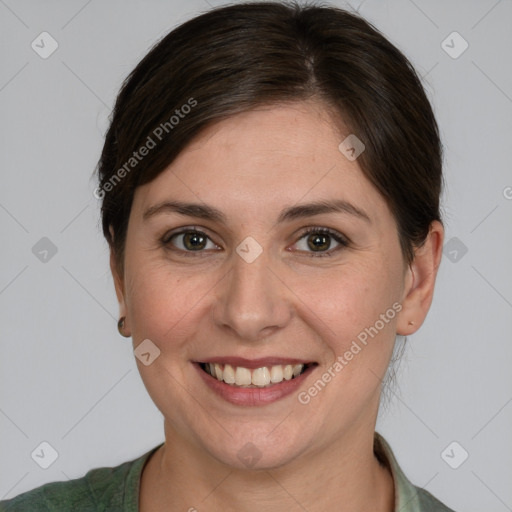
[1,1,511,510]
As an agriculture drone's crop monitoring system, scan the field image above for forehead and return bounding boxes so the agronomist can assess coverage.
[132,102,387,224]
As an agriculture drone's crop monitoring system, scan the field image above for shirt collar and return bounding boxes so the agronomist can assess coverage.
[374,432,426,511]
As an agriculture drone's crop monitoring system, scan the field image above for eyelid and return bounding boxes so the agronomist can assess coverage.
[295,226,349,244]
[161,225,214,244]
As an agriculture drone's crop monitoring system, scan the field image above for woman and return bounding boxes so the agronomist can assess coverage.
[0,1,455,510]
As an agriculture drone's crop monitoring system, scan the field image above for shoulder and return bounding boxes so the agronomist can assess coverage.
[0,445,161,512]
[374,432,457,512]
[0,474,95,511]
[415,486,456,512]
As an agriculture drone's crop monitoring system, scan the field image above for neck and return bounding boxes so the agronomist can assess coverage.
[142,422,395,512]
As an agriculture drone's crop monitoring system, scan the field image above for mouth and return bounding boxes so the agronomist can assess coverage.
[197,360,316,388]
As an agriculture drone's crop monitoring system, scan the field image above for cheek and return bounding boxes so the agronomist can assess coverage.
[124,254,221,356]
[288,261,401,433]
[300,262,400,338]
[293,261,402,398]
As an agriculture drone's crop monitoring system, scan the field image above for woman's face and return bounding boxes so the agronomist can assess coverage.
[113,102,416,469]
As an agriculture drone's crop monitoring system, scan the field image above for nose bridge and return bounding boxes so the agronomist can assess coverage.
[213,239,290,341]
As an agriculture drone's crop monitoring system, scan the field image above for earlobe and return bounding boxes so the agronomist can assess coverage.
[396,221,444,336]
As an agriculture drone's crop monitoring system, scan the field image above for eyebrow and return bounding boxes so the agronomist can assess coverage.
[142,199,371,225]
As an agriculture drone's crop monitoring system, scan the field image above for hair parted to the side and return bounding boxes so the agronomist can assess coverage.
[95,0,443,277]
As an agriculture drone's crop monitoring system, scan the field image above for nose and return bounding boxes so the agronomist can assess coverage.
[212,245,292,343]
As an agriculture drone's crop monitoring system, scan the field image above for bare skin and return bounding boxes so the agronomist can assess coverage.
[110,101,443,511]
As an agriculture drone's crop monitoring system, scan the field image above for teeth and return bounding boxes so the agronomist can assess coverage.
[223,364,236,384]
[252,367,270,386]
[283,365,293,380]
[204,362,308,387]
[235,366,252,386]
[270,365,283,383]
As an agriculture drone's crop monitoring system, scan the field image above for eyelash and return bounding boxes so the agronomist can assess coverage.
[160,226,349,258]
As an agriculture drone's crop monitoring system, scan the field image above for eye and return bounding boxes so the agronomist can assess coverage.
[162,228,219,255]
[292,227,349,257]
[161,226,349,258]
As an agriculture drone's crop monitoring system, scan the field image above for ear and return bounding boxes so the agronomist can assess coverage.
[396,221,444,336]
[109,226,128,324]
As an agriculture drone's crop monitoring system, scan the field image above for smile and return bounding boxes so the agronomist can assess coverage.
[199,362,313,387]
[194,358,317,406]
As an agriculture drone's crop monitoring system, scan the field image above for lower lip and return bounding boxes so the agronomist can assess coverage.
[194,363,316,406]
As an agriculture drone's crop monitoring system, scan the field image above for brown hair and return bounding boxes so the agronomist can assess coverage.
[95,1,443,276]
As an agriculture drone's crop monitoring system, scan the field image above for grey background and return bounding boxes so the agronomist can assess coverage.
[1,0,511,510]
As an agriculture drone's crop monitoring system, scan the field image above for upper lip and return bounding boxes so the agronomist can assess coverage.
[196,357,315,369]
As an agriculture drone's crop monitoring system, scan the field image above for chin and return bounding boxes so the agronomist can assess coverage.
[197,422,313,471]
[210,442,303,471]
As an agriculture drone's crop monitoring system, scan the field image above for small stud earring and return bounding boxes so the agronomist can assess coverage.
[117,316,130,338]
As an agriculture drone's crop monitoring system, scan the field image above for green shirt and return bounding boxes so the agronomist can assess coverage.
[0,433,455,511]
